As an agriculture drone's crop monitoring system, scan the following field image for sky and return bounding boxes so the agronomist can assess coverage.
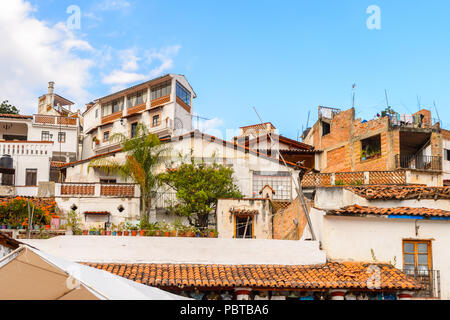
[1,0,450,140]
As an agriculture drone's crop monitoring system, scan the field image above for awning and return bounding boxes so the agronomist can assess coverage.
[0,246,190,300]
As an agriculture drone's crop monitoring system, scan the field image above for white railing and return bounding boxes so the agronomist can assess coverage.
[0,141,53,156]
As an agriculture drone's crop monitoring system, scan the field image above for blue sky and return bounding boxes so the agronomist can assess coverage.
[2,0,450,139]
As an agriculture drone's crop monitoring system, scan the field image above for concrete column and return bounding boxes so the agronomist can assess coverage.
[331,173,336,185]
[329,289,347,300]
[364,171,370,184]
[94,183,101,197]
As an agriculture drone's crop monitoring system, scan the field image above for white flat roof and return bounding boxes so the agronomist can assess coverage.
[21,236,326,266]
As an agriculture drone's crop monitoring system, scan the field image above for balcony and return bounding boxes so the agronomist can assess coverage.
[395,154,442,172]
[56,182,140,198]
[404,269,440,299]
[389,114,439,130]
[0,141,53,156]
[33,114,78,127]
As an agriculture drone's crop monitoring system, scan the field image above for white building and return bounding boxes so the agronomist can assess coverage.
[57,130,303,227]
[304,185,450,299]
[0,83,80,196]
[81,74,195,160]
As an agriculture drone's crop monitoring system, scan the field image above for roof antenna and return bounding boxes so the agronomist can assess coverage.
[352,84,356,108]
[252,106,316,241]
[416,95,421,111]
[384,89,389,108]
[433,101,441,124]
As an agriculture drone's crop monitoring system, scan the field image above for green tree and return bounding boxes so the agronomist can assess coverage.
[0,100,20,114]
[89,123,168,225]
[159,159,242,229]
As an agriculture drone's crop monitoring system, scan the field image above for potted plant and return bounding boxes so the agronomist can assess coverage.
[126,222,138,236]
[111,223,117,236]
[82,230,88,235]
[117,222,124,236]
[208,229,218,238]
[89,227,97,235]
[106,229,112,236]
[99,228,106,236]
[93,136,100,145]
[185,226,196,237]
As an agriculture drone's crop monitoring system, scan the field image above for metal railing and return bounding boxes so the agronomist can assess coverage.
[405,269,440,299]
[395,154,442,171]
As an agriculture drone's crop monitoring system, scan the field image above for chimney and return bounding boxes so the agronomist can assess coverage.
[48,81,55,95]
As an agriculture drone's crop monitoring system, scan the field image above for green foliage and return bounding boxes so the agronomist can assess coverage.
[89,123,168,222]
[0,100,19,115]
[335,179,345,186]
[159,158,242,228]
[381,106,397,117]
[66,210,82,235]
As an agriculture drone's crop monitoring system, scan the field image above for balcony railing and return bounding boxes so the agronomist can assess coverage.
[0,141,53,156]
[395,154,442,171]
[56,183,139,198]
[404,269,440,299]
[389,114,439,129]
[33,114,78,126]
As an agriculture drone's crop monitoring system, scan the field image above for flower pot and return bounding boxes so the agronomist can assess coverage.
[34,225,40,230]
[139,230,146,237]
[131,230,138,236]
[106,231,112,236]
[186,231,194,237]
[195,232,201,237]
[209,232,215,238]
[112,231,117,236]
[164,231,170,237]
[155,230,162,237]
[117,231,123,236]
[178,232,185,237]
[45,225,51,230]
[82,230,88,235]
[1,225,6,229]
[124,231,130,236]
[171,230,177,237]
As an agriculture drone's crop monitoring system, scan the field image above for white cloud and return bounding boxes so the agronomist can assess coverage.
[0,0,94,113]
[97,0,131,11]
[102,45,181,89]
[195,117,224,136]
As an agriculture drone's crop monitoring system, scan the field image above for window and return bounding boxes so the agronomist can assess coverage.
[127,89,148,107]
[102,98,123,117]
[360,134,381,161]
[235,216,253,239]
[403,240,432,275]
[25,169,37,186]
[252,171,292,200]
[176,81,191,106]
[41,131,51,141]
[322,122,330,136]
[151,80,171,100]
[103,131,110,142]
[95,109,98,118]
[131,122,138,138]
[58,132,66,143]
[445,149,450,161]
[152,115,160,127]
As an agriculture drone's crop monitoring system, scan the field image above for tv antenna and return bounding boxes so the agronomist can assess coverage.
[433,101,441,124]
[352,84,356,108]
[384,89,390,108]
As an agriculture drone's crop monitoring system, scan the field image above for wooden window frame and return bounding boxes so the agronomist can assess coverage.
[103,130,110,142]
[402,239,432,273]
[152,114,161,127]
[25,169,37,186]
[234,215,254,239]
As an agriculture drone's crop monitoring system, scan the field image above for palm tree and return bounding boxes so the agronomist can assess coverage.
[88,123,168,225]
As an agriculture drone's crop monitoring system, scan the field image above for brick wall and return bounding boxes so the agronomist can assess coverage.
[272,197,310,240]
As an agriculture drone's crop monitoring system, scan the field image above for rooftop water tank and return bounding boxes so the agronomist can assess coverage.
[0,154,13,169]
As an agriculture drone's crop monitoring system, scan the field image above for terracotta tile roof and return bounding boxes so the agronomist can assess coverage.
[328,205,450,218]
[271,200,292,212]
[229,208,259,216]
[50,161,67,168]
[83,262,421,291]
[0,113,32,120]
[346,185,450,200]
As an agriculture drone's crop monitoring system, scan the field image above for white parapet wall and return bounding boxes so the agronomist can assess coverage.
[21,236,327,266]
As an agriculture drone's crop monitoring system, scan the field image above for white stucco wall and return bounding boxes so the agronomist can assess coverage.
[308,209,450,300]
[216,199,272,239]
[444,138,450,182]
[21,236,326,265]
